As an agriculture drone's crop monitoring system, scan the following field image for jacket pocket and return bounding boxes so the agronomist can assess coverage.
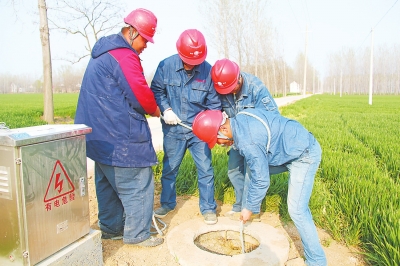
[128,111,150,143]
[164,78,181,99]
[189,84,208,104]
[262,96,278,111]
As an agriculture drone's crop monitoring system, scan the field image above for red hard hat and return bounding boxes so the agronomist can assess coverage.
[211,59,240,94]
[192,110,223,149]
[124,8,157,43]
[176,29,207,65]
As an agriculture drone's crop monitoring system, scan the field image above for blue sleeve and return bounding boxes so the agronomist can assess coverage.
[150,61,170,112]
[252,78,279,113]
[240,144,271,213]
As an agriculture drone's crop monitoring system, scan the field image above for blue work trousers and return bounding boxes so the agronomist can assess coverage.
[160,134,217,214]
[285,140,326,266]
[95,162,154,244]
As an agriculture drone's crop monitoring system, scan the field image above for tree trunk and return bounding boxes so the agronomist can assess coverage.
[38,0,54,123]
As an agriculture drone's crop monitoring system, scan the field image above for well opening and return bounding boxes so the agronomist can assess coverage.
[194,230,260,256]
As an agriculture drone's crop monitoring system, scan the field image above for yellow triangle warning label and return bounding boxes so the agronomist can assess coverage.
[44,160,75,202]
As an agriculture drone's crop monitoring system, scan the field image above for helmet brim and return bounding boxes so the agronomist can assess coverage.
[140,33,154,43]
[178,50,207,66]
[215,81,237,95]
[207,138,218,149]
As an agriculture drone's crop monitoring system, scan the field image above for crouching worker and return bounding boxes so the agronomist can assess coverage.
[192,109,327,266]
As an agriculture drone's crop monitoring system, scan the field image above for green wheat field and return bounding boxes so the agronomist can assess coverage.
[0,93,399,265]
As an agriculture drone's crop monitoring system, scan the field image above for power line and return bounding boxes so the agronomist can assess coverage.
[303,0,311,26]
[286,0,302,31]
[373,0,398,29]
[356,0,399,53]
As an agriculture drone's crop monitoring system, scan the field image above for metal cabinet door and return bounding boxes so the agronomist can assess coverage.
[20,135,90,265]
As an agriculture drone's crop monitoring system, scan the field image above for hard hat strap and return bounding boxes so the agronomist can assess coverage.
[129,27,139,46]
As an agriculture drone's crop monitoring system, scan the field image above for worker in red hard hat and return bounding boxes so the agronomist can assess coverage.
[150,29,222,225]
[211,58,280,221]
[75,8,163,247]
[192,109,327,266]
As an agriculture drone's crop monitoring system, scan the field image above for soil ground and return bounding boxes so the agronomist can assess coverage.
[87,173,367,266]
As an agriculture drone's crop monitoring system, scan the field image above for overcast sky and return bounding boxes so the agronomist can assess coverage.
[0,0,399,79]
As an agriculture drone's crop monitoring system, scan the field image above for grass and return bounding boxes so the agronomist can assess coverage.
[0,93,78,128]
[1,93,399,265]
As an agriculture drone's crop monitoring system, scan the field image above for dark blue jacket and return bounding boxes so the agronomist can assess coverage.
[75,32,158,167]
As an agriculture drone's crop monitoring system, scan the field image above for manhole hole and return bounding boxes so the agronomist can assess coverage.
[194,230,260,256]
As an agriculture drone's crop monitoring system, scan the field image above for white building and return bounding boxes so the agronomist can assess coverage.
[290,81,300,93]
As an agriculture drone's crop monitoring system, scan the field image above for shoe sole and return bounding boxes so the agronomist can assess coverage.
[204,218,218,225]
[101,235,123,240]
[135,241,163,247]
[131,238,164,247]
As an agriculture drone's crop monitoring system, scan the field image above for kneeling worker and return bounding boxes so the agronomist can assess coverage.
[192,109,327,266]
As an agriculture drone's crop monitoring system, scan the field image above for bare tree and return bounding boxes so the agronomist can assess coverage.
[38,0,54,123]
[202,0,281,96]
[48,0,123,63]
[54,65,85,93]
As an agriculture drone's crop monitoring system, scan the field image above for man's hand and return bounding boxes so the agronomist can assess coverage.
[163,108,182,125]
[240,208,253,224]
[150,107,161,117]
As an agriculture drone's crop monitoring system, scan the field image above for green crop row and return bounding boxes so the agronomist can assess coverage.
[281,95,399,266]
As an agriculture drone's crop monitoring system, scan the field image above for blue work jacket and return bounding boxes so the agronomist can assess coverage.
[150,54,222,137]
[230,108,316,213]
[220,72,279,118]
[75,32,158,167]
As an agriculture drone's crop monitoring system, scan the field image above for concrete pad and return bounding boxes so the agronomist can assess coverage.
[37,229,103,266]
[166,217,289,266]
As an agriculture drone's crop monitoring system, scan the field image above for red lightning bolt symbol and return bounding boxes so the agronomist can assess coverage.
[55,173,64,193]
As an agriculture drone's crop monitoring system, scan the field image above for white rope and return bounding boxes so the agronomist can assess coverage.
[151,213,167,236]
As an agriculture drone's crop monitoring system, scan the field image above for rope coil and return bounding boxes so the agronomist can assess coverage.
[151,213,167,236]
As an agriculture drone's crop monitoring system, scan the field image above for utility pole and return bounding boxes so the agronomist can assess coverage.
[283,59,287,97]
[312,67,315,94]
[303,25,309,96]
[369,28,374,105]
[334,78,336,95]
[340,69,343,97]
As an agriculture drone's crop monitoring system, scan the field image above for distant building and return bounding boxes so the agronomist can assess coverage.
[290,81,300,93]
[10,83,19,93]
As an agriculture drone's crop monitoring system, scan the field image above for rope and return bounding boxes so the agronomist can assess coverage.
[151,213,167,236]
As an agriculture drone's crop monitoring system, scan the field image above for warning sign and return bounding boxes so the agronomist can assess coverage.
[44,160,75,202]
